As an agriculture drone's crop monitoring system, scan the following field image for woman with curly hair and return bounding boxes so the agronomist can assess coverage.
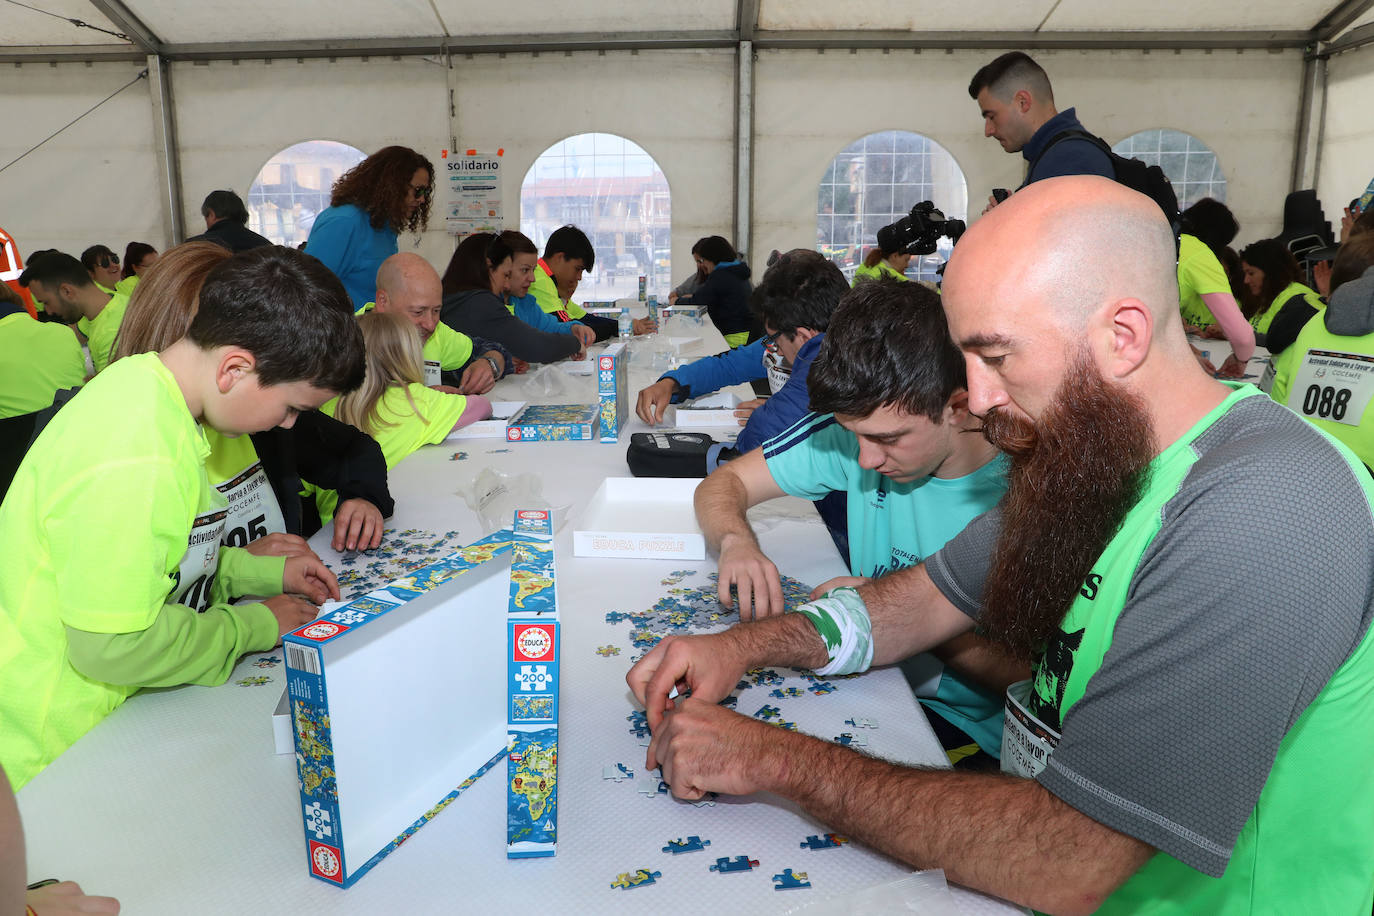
[304,145,434,310]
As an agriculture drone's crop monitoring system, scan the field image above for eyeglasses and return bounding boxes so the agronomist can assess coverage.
[409,184,433,200]
[99,254,119,267]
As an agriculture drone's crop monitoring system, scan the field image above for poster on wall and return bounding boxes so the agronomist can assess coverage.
[441,148,504,237]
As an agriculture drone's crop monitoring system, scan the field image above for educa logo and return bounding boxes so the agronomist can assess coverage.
[518,510,548,520]
[515,625,554,661]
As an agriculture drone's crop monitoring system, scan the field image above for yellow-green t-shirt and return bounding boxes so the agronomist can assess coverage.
[851,260,909,286]
[75,290,131,375]
[0,353,279,790]
[1251,281,1324,336]
[0,312,85,418]
[315,383,467,520]
[421,321,475,386]
[115,275,139,297]
[530,266,588,319]
[355,301,476,386]
[1177,234,1232,328]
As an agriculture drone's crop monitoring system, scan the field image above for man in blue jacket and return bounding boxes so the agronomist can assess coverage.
[635,249,846,459]
[969,51,1113,212]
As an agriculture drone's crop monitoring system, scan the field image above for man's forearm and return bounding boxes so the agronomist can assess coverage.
[725,612,829,672]
[764,735,1151,915]
[694,469,759,554]
[857,564,975,667]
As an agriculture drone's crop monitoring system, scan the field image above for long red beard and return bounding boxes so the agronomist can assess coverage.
[978,350,1156,660]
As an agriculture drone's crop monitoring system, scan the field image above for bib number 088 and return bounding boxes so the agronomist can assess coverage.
[1302,384,1352,421]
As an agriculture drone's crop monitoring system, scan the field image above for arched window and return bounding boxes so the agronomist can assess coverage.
[817,131,968,284]
[1112,130,1226,210]
[247,140,367,247]
[520,133,670,301]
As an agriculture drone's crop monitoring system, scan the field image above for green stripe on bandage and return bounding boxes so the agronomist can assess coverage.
[789,586,874,676]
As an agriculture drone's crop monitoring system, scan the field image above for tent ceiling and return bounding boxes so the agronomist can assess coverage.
[1,0,1371,60]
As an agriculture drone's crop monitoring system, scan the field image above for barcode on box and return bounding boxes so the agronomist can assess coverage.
[287,644,320,675]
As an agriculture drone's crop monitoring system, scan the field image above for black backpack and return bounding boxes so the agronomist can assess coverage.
[1030,129,1181,231]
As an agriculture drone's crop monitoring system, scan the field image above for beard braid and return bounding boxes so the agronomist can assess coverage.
[978,348,1157,660]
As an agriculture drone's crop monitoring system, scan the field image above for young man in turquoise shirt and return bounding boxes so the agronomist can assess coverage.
[693,279,1016,765]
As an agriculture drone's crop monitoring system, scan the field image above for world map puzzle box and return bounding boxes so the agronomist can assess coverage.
[282,514,557,887]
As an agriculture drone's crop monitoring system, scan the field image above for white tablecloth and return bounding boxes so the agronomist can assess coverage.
[17,332,1025,915]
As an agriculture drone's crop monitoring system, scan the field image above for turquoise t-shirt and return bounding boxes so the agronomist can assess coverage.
[764,411,1010,756]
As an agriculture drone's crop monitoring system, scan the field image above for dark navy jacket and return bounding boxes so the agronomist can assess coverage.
[1019,107,1115,187]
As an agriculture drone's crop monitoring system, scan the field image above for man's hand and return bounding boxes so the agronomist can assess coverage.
[648,698,781,799]
[636,378,678,424]
[458,360,496,394]
[1215,354,1246,379]
[982,193,1003,215]
[264,593,321,638]
[283,554,341,604]
[430,384,463,394]
[668,291,680,305]
[734,397,767,426]
[632,316,657,336]
[717,533,784,621]
[331,498,383,552]
[571,323,595,349]
[512,357,529,375]
[809,575,871,600]
[627,633,750,731]
[245,532,318,561]
[26,881,120,915]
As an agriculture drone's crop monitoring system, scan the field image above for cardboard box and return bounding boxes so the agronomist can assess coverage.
[445,401,526,440]
[505,509,560,857]
[283,530,517,888]
[572,477,706,559]
[597,341,627,443]
[506,404,599,442]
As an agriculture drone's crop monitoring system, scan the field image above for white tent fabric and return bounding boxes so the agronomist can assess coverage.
[0,1,1369,275]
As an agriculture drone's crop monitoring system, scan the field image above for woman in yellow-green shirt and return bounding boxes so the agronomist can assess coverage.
[1240,238,1326,356]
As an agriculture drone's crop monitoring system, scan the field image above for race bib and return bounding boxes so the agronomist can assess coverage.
[764,346,791,395]
[1000,679,1061,778]
[1287,349,1374,427]
[424,359,442,387]
[171,490,228,614]
[214,459,286,549]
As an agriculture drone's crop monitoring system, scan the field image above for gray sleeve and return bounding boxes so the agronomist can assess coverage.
[924,507,1002,619]
[1038,417,1374,876]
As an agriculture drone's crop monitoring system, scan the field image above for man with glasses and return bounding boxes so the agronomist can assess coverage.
[634,249,846,474]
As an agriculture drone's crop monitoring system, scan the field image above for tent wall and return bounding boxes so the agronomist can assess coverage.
[755,47,1302,254]
[0,46,1313,277]
[0,61,161,258]
[1317,46,1374,226]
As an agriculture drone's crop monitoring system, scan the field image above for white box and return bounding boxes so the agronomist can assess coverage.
[445,401,526,440]
[572,477,706,559]
[673,390,742,428]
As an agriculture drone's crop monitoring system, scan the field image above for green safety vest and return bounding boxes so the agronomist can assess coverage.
[1251,281,1323,335]
[1271,313,1374,473]
[1016,386,1374,913]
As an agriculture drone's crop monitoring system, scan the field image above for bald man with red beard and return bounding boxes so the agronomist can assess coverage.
[626,176,1374,915]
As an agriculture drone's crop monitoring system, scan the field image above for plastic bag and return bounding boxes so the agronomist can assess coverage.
[460,467,570,535]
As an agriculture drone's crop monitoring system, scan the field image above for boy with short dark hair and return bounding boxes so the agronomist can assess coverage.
[0,246,365,790]
[529,224,653,340]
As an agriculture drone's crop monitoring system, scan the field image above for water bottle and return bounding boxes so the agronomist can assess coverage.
[618,306,633,339]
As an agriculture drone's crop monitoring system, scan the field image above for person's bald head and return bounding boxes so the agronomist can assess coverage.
[943,176,1189,421]
[375,252,443,342]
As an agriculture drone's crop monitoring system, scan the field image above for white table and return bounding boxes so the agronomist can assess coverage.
[17,335,1025,915]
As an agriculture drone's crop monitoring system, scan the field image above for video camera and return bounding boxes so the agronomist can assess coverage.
[876,201,966,257]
